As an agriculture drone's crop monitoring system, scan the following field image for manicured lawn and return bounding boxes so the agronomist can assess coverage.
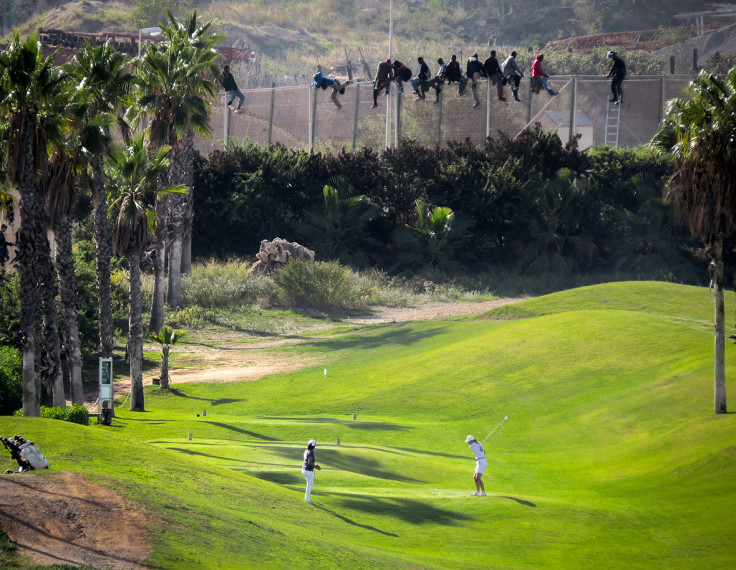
[2,282,735,568]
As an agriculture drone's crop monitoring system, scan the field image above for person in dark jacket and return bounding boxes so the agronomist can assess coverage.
[483,50,506,101]
[391,60,412,94]
[445,54,467,95]
[371,58,394,108]
[604,51,626,104]
[466,53,484,107]
[302,439,322,504]
[220,65,244,112]
[0,224,13,269]
[427,57,448,103]
[410,57,432,100]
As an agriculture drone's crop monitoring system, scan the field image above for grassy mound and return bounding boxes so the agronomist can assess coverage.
[2,281,735,568]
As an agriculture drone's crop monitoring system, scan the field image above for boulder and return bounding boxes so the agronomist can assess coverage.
[250,238,315,276]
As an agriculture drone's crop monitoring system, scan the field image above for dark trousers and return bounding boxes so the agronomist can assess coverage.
[611,75,624,100]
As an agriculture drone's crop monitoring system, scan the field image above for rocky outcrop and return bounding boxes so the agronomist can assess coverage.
[250,238,315,276]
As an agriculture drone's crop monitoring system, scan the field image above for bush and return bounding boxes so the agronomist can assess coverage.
[182,260,275,308]
[13,404,91,425]
[0,346,21,416]
[274,260,358,309]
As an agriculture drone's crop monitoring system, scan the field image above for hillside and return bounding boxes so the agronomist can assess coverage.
[1,282,735,567]
[13,1,736,63]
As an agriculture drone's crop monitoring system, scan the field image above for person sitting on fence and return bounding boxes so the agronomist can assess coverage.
[220,65,245,113]
[502,51,524,102]
[603,50,626,104]
[483,50,506,101]
[372,58,394,108]
[531,53,558,97]
[312,71,349,110]
[427,57,448,103]
[391,60,413,94]
[466,53,484,107]
[445,54,467,96]
[411,57,432,100]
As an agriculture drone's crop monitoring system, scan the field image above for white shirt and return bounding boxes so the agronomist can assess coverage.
[469,442,485,460]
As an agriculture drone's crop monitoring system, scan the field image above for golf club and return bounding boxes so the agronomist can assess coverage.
[481,416,509,444]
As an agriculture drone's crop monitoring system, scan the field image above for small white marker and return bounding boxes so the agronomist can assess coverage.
[188,434,193,441]
[324,368,327,376]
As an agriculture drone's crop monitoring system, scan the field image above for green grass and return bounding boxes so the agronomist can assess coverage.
[2,281,736,568]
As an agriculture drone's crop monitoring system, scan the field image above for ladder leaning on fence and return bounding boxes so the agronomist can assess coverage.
[604,96,621,147]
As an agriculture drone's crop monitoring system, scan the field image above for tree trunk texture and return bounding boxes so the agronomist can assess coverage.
[15,115,45,416]
[713,241,727,414]
[149,190,167,333]
[92,154,115,357]
[165,130,195,307]
[128,252,145,412]
[54,217,84,405]
[39,241,65,408]
[160,345,170,390]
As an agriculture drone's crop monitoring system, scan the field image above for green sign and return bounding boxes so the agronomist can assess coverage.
[100,359,112,385]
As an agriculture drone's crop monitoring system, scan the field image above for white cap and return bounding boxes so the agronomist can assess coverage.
[465,435,476,443]
[607,50,616,58]
[308,439,316,447]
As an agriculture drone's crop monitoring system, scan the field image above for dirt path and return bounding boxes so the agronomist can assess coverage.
[0,472,151,568]
[5,298,523,568]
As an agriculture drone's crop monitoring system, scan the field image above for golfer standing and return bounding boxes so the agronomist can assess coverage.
[465,435,487,496]
[302,439,321,504]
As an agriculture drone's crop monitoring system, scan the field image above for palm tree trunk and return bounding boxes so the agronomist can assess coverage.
[92,154,115,357]
[40,248,65,408]
[128,252,145,411]
[149,192,166,333]
[713,241,727,414]
[181,218,192,275]
[55,217,84,405]
[160,345,170,389]
[15,117,44,416]
[167,222,183,308]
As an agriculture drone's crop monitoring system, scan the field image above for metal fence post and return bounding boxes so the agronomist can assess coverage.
[394,91,401,148]
[568,75,577,144]
[268,82,275,145]
[436,87,444,149]
[485,78,491,141]
[223,96,230,150]
[309,86,317,151]
[526,79,532,125]
[352,82,361,151]
[660,75,666,121]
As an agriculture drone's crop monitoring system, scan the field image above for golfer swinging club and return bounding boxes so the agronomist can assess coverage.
[302,439,321,504]
[465,435,487,496]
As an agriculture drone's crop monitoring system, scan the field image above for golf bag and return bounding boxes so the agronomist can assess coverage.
[1,435,49,473]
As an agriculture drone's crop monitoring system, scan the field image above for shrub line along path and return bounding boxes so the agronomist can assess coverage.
[1,298,524,569]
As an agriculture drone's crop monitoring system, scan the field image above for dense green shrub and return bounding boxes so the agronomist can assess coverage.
[13,404,90,425]
[274,260,358,309]
[182,259,275,308]
[0,273,20,349]
[0,346,21,416]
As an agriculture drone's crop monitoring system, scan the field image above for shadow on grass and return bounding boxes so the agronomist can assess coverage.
[336,494,472,526]
[259,417,411,432]
[307,325,446,351]
[166,388,245,407]
[201,421,280,441]
[497,495,537,507]
[387,445,467,460]
[250,471,302,485]
[264,446,420,483]
[314,502,399,537]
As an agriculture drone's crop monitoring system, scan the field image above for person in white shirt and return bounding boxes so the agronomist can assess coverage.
[302,439,321,504]
[465,435,487,496]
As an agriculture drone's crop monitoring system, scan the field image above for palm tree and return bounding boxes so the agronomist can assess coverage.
[0,31,69,416]
[129,10,222,324]
[393,199,472,271]
[299,178,380,266]
[651,67,736,414]
[66,39,134,358]
[107,134,186,412]
[149,325,188,390]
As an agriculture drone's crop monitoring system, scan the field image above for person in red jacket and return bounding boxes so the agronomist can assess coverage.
[530,53,558,97]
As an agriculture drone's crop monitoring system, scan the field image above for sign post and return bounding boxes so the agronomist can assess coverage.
[98,357,113,424]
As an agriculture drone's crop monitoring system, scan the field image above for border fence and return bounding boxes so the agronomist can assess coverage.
[196,74,694,155]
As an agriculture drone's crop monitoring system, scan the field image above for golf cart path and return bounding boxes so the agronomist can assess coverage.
[3,298,524,568]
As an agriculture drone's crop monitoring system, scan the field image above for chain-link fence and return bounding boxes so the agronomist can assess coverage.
[197,75,694,154]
